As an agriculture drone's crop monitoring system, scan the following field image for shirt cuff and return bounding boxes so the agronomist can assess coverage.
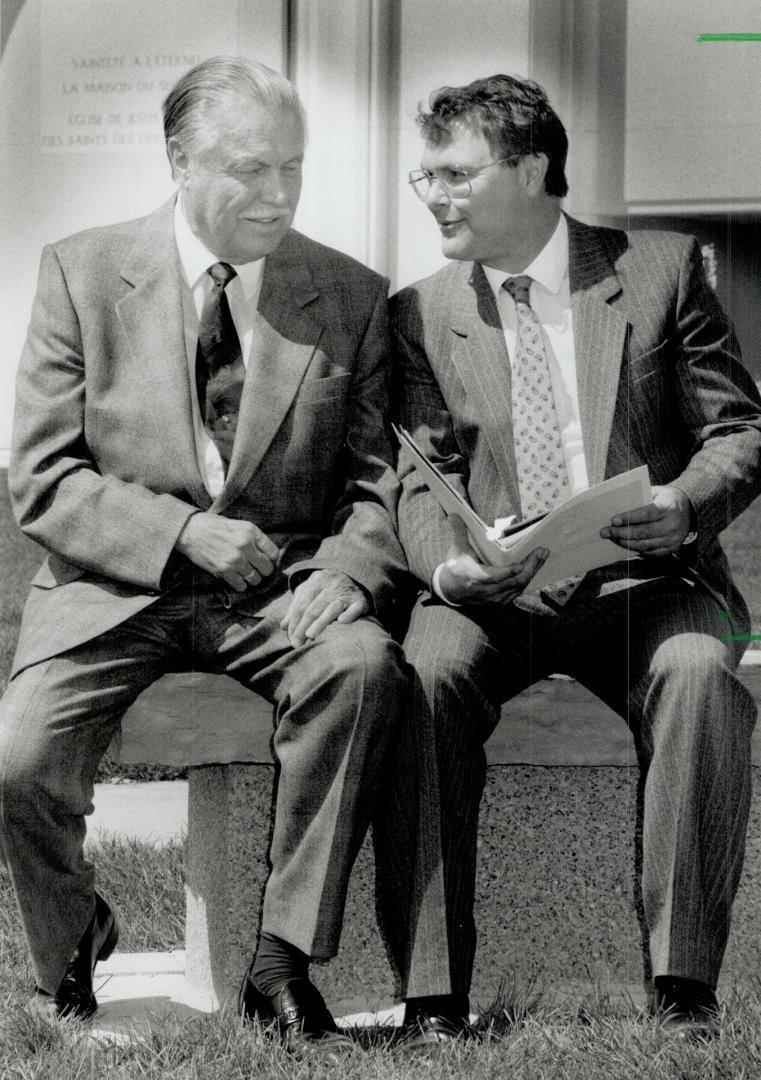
[432,562,462,607]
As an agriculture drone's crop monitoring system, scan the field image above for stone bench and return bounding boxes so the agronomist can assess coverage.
[109,653,761,1009]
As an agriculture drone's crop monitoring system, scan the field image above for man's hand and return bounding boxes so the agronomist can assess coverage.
[175,513,280,591]
[281,570,371,647]
[438,516,548,606]
[600,485,693,557]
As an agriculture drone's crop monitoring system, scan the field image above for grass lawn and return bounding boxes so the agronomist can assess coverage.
[1,838,761,1078]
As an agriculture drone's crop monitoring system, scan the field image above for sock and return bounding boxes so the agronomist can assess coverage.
[653,975,716,1001]
[250,932,310,997]
[404,993,470,1025]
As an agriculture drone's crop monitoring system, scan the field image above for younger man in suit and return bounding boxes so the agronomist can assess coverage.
[374,73,761,1042]
[0,56,406,1059]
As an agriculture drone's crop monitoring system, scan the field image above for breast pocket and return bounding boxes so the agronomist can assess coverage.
[628,341,669,384]
[626,342,673,454]
[296,371,351,405]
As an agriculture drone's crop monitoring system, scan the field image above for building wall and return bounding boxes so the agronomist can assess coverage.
[392,0,532,288]
[0,0,287,466]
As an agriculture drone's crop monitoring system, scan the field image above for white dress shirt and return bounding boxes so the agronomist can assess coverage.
[433,214,589,600]
[174,195,265,497]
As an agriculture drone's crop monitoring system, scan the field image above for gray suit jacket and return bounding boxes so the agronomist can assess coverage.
[10,198,406,674]
[392,215,761,629]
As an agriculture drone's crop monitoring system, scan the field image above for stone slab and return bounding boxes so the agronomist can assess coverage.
[184,764,274,1006]
[91,765,761,1014]
[103,657,761,1008]
[101,763,761,1008]
[111,673,275,767]
[278,765,761,1007]
[113,655,761,769]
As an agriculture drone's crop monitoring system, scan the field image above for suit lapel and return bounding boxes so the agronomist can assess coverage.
[215,233,322,511]
[116,198,211,509]
[448,263,522,514]
[567,215,628,487]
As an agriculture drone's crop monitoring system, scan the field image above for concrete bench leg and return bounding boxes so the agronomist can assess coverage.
[184,763,275,1007]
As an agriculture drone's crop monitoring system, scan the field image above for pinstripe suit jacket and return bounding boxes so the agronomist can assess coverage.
[9,197,405,675]
[392,215,761,627]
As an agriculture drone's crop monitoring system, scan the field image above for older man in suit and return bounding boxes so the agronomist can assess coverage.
[0,56,407,1058]
[374,73,761,1043]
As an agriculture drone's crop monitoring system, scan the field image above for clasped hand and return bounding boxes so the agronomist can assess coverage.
[175,512,280,590]
[175,514,368,645]
[600,485,692,556]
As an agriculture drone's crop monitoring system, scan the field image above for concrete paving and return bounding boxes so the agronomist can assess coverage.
[89,950,647,1040]
[87,780,187,846]
[89,950,402,1040]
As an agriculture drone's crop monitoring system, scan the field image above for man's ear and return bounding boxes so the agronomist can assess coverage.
[522,152,550,197]
[166,136,190,186]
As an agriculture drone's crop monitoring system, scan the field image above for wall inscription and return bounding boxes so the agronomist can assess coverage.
[41,0,238,152]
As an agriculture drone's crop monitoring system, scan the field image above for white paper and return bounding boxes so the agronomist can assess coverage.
[395,425,652,591]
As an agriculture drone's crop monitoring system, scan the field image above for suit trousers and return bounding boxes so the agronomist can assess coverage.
[373,575,756,997]
[0,578,406,995]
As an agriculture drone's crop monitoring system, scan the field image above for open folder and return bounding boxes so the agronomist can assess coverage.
[394,425,652,591]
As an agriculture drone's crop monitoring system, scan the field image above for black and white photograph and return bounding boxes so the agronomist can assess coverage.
[1,1,760,1076]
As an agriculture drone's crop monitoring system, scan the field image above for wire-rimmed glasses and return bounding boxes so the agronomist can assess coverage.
[408,156,517,200]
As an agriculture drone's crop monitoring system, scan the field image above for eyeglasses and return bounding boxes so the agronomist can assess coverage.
[408,156,517,200]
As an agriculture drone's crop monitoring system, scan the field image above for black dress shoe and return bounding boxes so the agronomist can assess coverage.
[653,977,720,1040]
[399,1012,469,1050]
[34,893,119,1020]
[239,973,354,1062]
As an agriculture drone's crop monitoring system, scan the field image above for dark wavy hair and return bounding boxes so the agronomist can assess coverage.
[417,74,568,198]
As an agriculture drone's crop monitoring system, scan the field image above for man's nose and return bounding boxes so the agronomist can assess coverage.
[258,170,289,204]
[423,177,450,210]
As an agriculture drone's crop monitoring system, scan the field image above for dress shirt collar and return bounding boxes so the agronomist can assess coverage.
[174,193,265,301]
[481,213,568,300]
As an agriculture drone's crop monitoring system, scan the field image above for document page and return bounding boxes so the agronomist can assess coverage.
[495,467,652,589]
[395,426,652,591]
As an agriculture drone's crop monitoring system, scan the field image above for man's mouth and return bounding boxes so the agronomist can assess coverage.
[243,216,285,226]
[437,218,464,233]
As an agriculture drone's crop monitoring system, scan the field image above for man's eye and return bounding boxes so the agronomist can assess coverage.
[440,168,467,185]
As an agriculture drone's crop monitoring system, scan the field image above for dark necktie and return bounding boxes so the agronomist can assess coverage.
[195,262,245,473]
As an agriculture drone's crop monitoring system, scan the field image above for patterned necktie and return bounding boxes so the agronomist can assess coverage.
[504,275,580,606]
[195,262,245,474]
